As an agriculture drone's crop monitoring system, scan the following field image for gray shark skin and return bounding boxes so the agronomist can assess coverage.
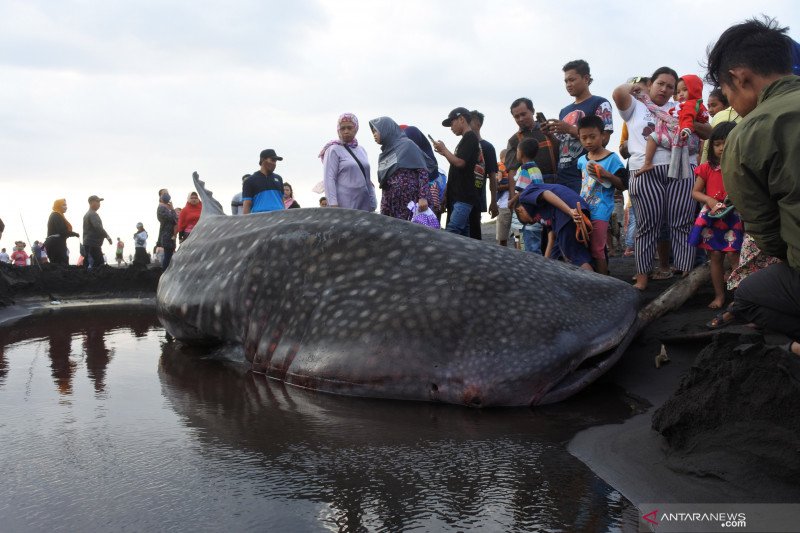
[156,174,640,407]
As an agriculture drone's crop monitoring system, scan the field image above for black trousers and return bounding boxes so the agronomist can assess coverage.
[84,245,104,267]
[45,237,68,265]
[732,262,800,340]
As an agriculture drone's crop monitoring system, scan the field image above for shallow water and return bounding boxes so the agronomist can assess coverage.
[0,310,638,532]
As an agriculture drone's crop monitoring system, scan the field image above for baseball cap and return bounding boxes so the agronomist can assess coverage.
[259,149,283,162]
[88,195,104,203]
[442,107,471,127]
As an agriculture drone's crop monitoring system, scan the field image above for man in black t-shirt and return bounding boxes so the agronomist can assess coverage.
[432,107,481,237]
[469,110,499,240]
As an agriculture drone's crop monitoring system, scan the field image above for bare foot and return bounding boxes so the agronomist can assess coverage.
[633,273,648,291]
[708,297,725,309]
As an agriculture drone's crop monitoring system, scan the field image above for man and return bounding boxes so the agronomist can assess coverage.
[83,195,112,267]
[0,248,9,264]
[243,149,285,214]
[432,107,481,237]
[469,110,499,239]
[540,60,613,193]
[231,174,250,215]
[707,17,800,355]
[504,97,559,182]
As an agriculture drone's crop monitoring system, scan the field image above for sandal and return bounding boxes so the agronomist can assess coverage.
[705,311,735,329]
[650,269,673,281]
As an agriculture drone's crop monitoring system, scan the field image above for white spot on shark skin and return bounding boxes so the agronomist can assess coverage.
[181,303,188,315]
[214,303,222,317]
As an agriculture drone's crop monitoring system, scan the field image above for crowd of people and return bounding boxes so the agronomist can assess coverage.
[1,17,797,355]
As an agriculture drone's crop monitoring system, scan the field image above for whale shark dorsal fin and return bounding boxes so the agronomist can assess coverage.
[192,171,226,217]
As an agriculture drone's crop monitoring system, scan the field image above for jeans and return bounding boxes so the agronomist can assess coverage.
[445,202,472,237]
[626,204,636,248]
[521,222,543,254]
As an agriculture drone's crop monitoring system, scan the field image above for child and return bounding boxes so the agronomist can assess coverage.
[410,198,440,229]
[495,150,515,246]
[687,121,742,309]
[11,241,29,267]
[636,74,709,176]
[516,183,593,271]
[576,115,627,274]
[507,138,544,254]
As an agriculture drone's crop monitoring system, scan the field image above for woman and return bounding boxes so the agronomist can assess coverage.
[45,199,79,265]
[319,113,377,211]
[282,183,301,209]
[613,67,711,290]
[157,193,178,269]
[402,125,444,216]
[177,192,202,242]
[368,116,433,221]
[133,222,149,266]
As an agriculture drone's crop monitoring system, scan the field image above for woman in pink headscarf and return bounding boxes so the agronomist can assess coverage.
[319,113,377,211]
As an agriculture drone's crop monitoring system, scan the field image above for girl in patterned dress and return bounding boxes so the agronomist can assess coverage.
[688,121,743,309]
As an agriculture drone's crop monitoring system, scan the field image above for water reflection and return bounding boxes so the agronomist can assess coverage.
[159,342,638,532]
[0,311,638,531]
[0,310,160,395]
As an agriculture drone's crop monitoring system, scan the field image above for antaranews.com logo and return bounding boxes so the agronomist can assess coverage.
[639,504,800,532]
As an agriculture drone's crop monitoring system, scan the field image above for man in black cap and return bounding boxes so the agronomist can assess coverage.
[83,195,112,267]
[243,149,285,214]
[432,107,482,238]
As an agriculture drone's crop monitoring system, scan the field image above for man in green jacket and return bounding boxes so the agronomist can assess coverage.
[706,16,800,355]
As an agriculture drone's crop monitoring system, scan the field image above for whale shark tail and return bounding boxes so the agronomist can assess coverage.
[192,171,226,217]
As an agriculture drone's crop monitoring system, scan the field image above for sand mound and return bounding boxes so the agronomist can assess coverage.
[652,332,800,495]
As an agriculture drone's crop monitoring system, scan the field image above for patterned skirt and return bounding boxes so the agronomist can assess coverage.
[687,206,744,252]
[380,169,432,221]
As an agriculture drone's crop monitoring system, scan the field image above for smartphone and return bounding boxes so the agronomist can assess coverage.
[536,112,547,124]
[427,134,436,144]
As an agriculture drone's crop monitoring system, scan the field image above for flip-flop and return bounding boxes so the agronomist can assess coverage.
[650,269,673,281]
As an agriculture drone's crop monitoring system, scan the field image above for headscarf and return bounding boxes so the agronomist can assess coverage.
[52,199,72,232]
[369,116,432,188]
[402,126,439,178]
[318,113,360,160]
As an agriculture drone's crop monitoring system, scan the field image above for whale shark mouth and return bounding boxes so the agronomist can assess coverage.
[536,320,640,406]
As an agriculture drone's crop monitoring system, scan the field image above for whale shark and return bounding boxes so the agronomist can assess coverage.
[156,173,640,407]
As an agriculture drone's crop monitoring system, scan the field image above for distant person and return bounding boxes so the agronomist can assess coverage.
[231,175,249,215]
[541,60,614,193]
[319,197,329,207]
[516,184,593,271]
[82,195,112,268]
[177,191,202,242]
[369,116,433,221]
[687,121,742,309]
[11,241,29,267]
[45,198,79,265]
[576,115,627,275]
[0,248,9,264]
[469,110,499,239]
[283,182,301,209]
[320,113,377,211]
[157,193,178,269]
[115,238,125,266]
[504,97,559,183]
[0,218,4,240]
[243,149,285,214]
[495,149,515,246]
[507,138,544,254]
[402,125,443,217]
[706,16,800,354]
[432,107,481,237]
[133,222,149,266]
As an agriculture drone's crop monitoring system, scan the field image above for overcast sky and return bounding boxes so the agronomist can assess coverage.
[1,0,798,259]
